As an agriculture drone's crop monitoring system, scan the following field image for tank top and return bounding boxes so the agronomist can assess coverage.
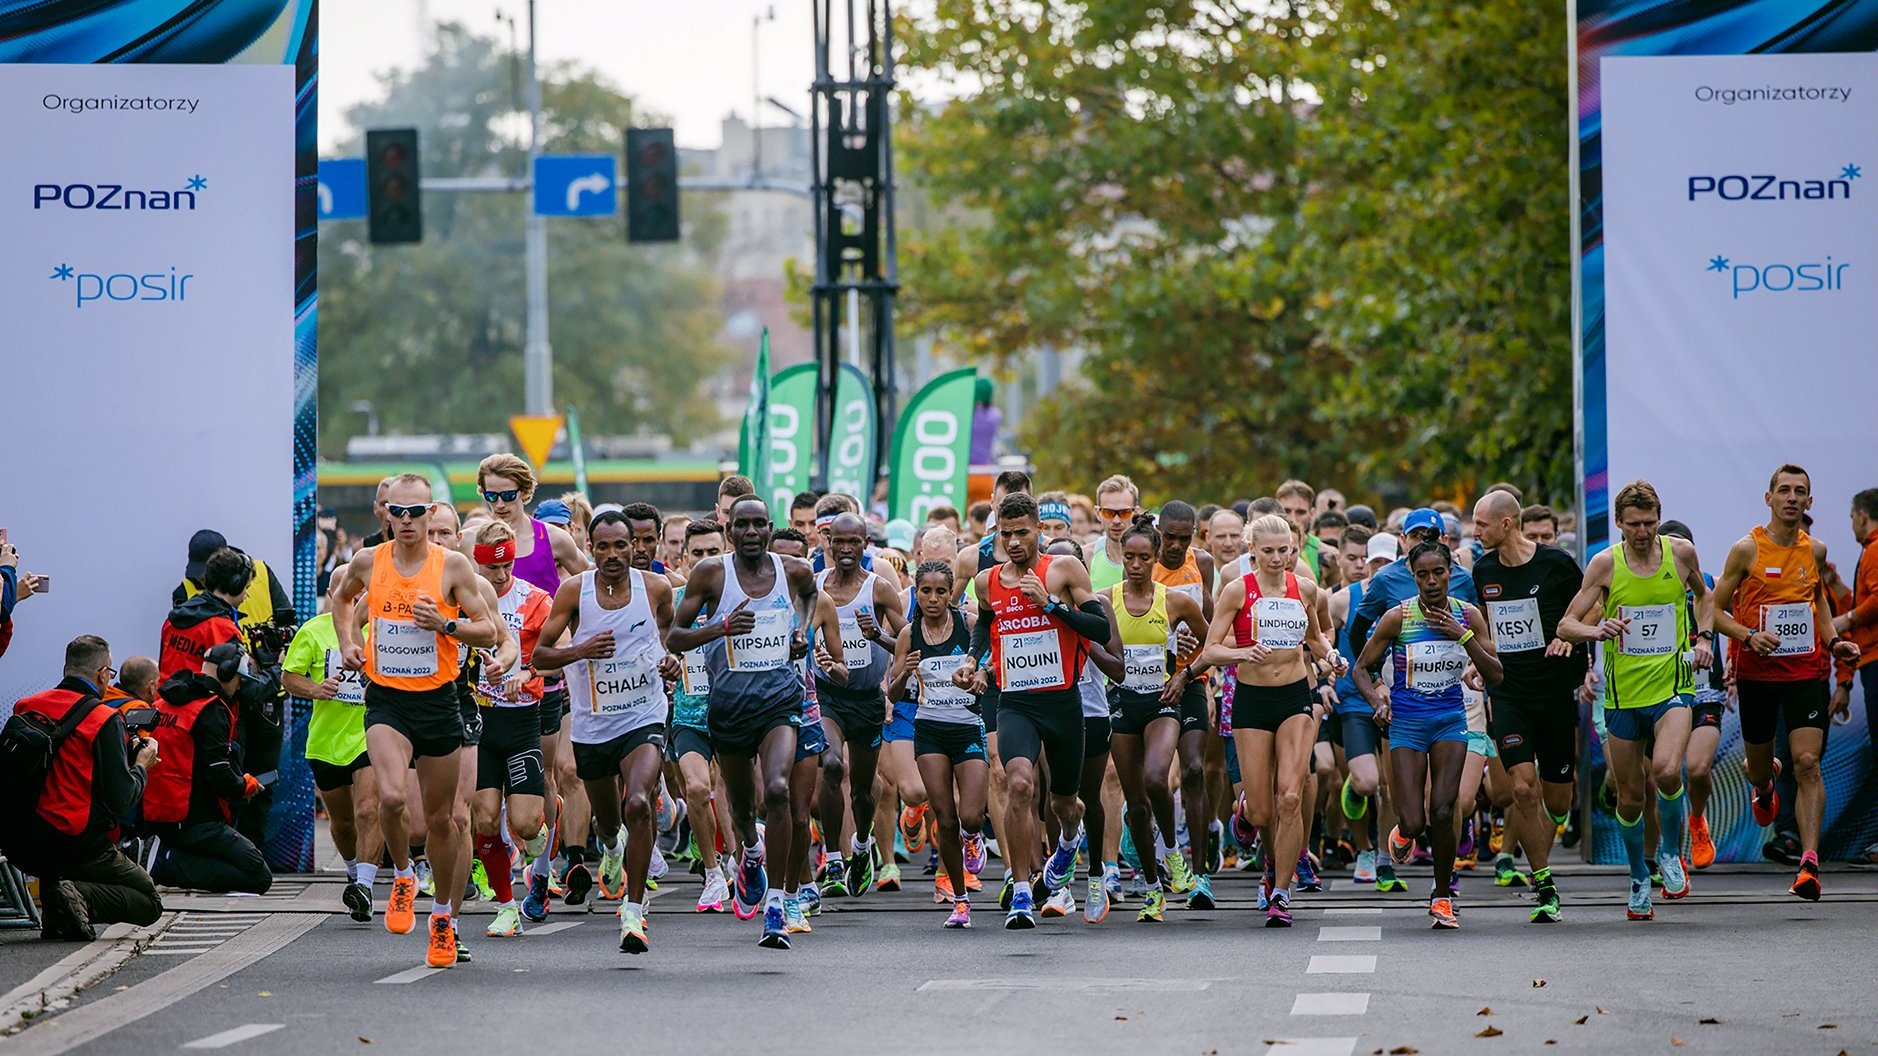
[1153,552,1206,667]
[813,569,891,699]
[909,609,979,725]
[703,553,803,712]
[475,577,550,707]
[1089,545,1125,593]
[669,585,711,730]
[512,518,561,595]
[1233,571,1308,653]
[366,543,461,691]
[1732,525,1826,682]
[565,569,667,742]
[987,555,1083,694]
[1603,535,1694,709]
[1079,661,1108,718]
[1109,582,1171,694]
[1389,597,1469,718]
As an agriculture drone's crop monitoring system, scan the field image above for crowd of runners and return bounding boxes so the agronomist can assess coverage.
[285,456,1868,967]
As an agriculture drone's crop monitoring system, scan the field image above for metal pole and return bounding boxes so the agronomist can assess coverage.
[522,0,552,416]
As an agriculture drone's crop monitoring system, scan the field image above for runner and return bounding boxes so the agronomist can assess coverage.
[1470,489,1586,922]
[531,510,680,954]
[330,474,502,968]
[1200,514,1341,926]
[1088,476,1141,592]
[1326,526,1388,889]
[660,514,692,571]
[1036,491,1075,547]
[1100,514,1209,922]
[1044,537,1120,924]
[950,492,1112,929]
[1709,465,1860,900]
[764,527,836,934]
[667,519,731,912]
[668,497,845,949]
[464,520,553,939]
[1658,520,1728,872]
[887,559,988,928]
[1152,500,1220,903]
[1351,540,1503,930]
[1277,481,1325,579]
[1556,480,1713,920]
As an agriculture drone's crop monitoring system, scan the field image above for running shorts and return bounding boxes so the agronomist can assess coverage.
[996,688,1084,797]
[884,699,917,744]
[457,682,483,748]
[1466,730,1497,759]
[666,724,713,763]
[365,682,466,760]
[796,712,829,761]
[1177,678,1209,736]
[1083,715,1112,759]
[310,751,370,793]
[1690,697,1724,731]
[913,719,987,767]
[1231,679,1313,733]
[1337,711,1381,760]
[824,690,887,751]
[573,722,666,781]
[476,706,545,795]
[980,681,1000,735]
[1603,696,1689,744]
[1489,691,1578,784]
[1108,685,1178,737]
[708,697,799,757]
[538,686,567,736]
[1737,678,1829,745]
[1386,708,1468,753]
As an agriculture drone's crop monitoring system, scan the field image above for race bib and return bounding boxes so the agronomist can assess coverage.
[1167,584,1204,652]
[726,608,793,671]
[588,650,660,715]
[1761,603,1816,657]
[1254,597,1308,650]
[1488,598,1545,653]
[680,649,710,695]
[1407,640,1467,692]
[1619,604,1676,657]
[837,616,873,671]
[324,649,366,704]
[999,629,1064,692]
[1122,644,1166,692]
[372,618,439,679]
[918,655,975,706]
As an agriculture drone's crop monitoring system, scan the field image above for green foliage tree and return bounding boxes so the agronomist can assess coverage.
[318,24,733,457]
[897,1,1572,505]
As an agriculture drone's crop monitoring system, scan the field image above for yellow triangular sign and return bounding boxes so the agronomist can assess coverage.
[509,415,564,469]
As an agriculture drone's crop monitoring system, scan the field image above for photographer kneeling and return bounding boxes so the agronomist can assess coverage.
[142,643,273,894]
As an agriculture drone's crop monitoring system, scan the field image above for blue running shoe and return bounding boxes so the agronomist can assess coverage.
[1043,841,1079,892]
[734,851,766,921]
[1005,886,1037,930]
[758,902,791,949]
[520,865,552,923]
[1296,852,1324,893]
[1188,873,1216,910]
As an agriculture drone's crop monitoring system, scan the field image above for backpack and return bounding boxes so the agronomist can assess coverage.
[0,695,103,862]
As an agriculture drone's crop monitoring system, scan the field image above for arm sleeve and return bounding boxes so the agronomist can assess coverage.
[90,714,144,820]
[1057,599,1112,642]
[195,702,248,800]
[970,605,992,661]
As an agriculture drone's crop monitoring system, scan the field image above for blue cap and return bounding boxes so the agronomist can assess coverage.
[1402,508,1443,536]
[534,499,573,526]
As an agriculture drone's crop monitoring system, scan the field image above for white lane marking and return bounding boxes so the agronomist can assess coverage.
[1260,1039,1358,1056]
[1290,992,1371,1015]
[1305,955,1376,974]
[1317,926,1381,942]
[374,966,446,985]
[918,978,1222,992]
[525,922,582,936]
[144,949,220,957]
[181,1023,285,1049]
[1320,907,1383,916]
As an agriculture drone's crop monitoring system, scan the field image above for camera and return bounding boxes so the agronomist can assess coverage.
[120,706,158,737]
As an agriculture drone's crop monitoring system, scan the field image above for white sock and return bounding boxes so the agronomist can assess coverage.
[431,899,452,917]
[498,898,515,909]
[624,901,643,916]
[1208,819,1223,835]
[343,857,358,882]
[394,864,415,880]
[1059,829,1081,852]
[356,863,379,888]
[744,842,763,861]
[765,887,785,908]
[608,829,625,857]
[1155,836,1177,859]
[851,834,874,856]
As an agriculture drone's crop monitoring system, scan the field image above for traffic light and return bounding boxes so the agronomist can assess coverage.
[625,127,679,243]
[366,128,422,245]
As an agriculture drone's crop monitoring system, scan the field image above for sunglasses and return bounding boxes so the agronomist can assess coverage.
[1096,506,1138,521]
[482,489,521,503]
[387,503,434,520]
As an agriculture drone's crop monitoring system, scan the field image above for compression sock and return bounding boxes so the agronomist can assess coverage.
[1655,786,1687,860]
[476,835,514,903]
[1616,812,1649,883]
[356,862,379,888]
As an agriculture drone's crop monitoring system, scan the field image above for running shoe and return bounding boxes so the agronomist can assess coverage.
[1208,827,1224,875]
[648,843,669,882]
[1084,877,1109,923]
[1487,817,1505,855]
[964,869,983,892]
[697,867,729,913]
[1256,876,1271,911]
[1493,854,1529,888]
[563,860,593,906]
[845,845,877,897]
[1103,864,1124,903]
[1042,841,1080,893]
[468,859,495,903]
[1264,890,1293,927]
[1790,861,1821,902]
[521,864,552,923]
[1763,832,1802,866]
[1456,817,1476,860]
[1626,879,1654,921]
[386,874,418,935]
[1429,896,1459,930]
[800,881,822,916]
[923,848,940,875]
[455,937,470,963]
[413,858,435,898]
[1659,854,1690,899]
[599,844,626,900]
[1751,759,1782,827]
[1188,873,1216,911]
[656,791,680,836]
[619,906,649,953]
[934,872,956,903]
[1647,858,1662,887]
[1230,798,1257,848]
[1689,813,1716,870]
[1137,888,1166,923]
[547,857,566,897]
[900,805,930,853]
[1341,774,1369,819]
[487,902,523,937]
[964,831,987,875]
[1374,863,1407,893]
[944,901,972,929]
[1446,872,1461,898]
[1041,887,1074,918]
[819,859,850,898]
[1411,844,1433,866]
[1295,852,1324,893]
[1124,873,1152,898]
[1387,825,1414,865]
[343,880,374,923]
[734,851,766,920]
[998,872,1016,911]
[1005,886,1037,930]
[1530,881,1561,924]
[426,915,456,968]
[1352,850,1377,884]
[1162,850,1198,895]
[875,861,902,893]
[758,902,791,949]
[785,896,812,934]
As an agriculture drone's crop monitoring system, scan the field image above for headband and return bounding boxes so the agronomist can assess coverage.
[815,514,838,529]
[1038,501,1071,525]
[473,540,515,565]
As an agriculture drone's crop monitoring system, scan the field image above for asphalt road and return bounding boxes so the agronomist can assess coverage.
[3,863,1873,1056]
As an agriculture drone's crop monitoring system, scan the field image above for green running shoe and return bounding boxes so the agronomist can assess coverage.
[1493,854,1530,888]
[1529,881,1562,923]
[819,858,850,898]
[845,846,876,897]
[486,902,523,938]
[1374,863,1407,893]
[1137,887,1166,922]
[598,843,627,900]
[1162,851,1197,895]
[469,859,495,903]
[1340,774,1369,820]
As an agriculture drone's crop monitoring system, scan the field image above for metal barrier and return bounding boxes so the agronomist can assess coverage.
[0,856,41,930]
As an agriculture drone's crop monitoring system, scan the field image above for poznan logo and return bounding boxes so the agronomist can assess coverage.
[48,263,196,308]
[32,174,206,212]
[1686,163,1858,202]
[1706,254,1849,300]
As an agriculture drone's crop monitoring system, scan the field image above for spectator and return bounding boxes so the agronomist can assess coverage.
[970,376,1002,465]
[14,635,163,939]
[923,504,961,536]
[0,532,46,661]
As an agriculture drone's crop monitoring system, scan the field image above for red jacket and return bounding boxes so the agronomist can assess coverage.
[158,593,242,682]
[12,677,144,864]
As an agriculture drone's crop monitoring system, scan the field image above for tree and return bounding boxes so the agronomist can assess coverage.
[317,24,733,456]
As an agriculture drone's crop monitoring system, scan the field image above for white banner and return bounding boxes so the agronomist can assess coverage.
[0,64,294,701]
[1600,54,1878,566]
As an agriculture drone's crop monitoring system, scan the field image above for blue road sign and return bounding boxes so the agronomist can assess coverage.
[317,159,367,221]
[533,154,618,217]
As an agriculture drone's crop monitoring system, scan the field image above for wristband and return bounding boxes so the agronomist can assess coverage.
[1457,629,1475,646]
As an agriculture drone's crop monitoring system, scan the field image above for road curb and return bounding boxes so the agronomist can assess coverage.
[0,912,176,1035]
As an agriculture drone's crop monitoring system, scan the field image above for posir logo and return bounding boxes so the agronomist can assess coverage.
[1686,163,1858,202]
[1706,254,1848,300]
[33,174,206,212]
[49,263,195,308]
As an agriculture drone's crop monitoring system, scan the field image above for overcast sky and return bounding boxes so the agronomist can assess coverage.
[319,0,821,151]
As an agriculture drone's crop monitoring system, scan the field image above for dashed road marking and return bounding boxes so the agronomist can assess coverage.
[1290,992,1370,1015]
[1317,925,1381,942]
[1305,955,1376,974]
[181,1023,284,1048]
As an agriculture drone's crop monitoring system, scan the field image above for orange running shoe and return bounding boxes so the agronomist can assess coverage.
[1428,897,1459,929]
[1790,861,1821,901]
[426,915,456,968]
[933,872,955,903]
[963,870,983,892]
[1689,813,1716,870]
[900,805,930,854]
[386,875,418,935]
[1750,759,1781,827]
